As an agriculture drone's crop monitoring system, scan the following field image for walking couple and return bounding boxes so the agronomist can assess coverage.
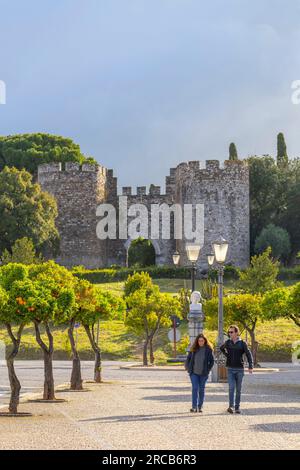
[184,325,254,414]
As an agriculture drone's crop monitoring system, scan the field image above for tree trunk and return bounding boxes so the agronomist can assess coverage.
[143,339,148,366]
[5,324,23,414]
[34,320,55,400]
[149,338,154,365]
[68,320,83,390]
[43,349,55,400]
[248,329,258,366]
[149,324,159,365]
[84,324,102,383]
[94,349,101,383]
[290,314,300,328]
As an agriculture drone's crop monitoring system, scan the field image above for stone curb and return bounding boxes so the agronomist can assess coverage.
[119,363,279,373]
[0,381,72,413]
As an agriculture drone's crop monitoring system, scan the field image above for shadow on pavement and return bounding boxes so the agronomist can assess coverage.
[79,411,228,424]
[249,422,300,433]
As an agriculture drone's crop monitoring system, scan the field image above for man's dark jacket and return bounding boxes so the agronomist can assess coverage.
[220,338,254,369]
[184,346,215,376]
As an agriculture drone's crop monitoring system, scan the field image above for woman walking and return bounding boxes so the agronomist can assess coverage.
[185,334,214,413]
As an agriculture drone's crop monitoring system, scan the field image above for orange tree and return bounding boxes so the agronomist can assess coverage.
[125,287,181,365]
[0,263,29,414]
[262,284,300,327]
[75,280,125,383]
[67,279,91,390]
[28,261,75,400]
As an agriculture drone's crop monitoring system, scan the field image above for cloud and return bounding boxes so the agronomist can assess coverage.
[1,0,300,187]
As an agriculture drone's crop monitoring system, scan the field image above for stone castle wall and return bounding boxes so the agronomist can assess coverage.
[38,159,250,270]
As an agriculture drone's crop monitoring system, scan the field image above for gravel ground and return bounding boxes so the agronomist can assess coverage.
[0,362,299,450]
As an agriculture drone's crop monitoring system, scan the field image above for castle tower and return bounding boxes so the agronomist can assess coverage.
[174,159,250,270]
[38,162,117,268]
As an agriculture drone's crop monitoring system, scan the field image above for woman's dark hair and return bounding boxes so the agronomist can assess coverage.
[190,333,213,352]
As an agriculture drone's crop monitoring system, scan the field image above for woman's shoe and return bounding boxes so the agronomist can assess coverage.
[190,408,197,412]
[198,407,203,413]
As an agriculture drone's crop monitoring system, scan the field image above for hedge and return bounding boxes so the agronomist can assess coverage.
[278,266,300,280]
[72,265,192,283]
[72,264,300,284]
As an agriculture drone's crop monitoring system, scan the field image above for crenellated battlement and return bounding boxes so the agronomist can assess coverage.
[38,161,107,176]
[175,159,248,174]
[121,184,162,196]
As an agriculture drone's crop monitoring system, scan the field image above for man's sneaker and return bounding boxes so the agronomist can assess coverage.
[190,408,197,413]
[235,408,241,414]
[227,407,234,414]
[198,407,203,413]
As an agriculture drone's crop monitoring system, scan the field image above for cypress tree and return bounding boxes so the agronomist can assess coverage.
[277,132,288,167]
[229,142,238,160]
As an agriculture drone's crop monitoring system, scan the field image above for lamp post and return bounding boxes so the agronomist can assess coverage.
[172,251,180,266]
[172,243,201,292]
[207,253,215,267]
[186,243,201,292]
[210,237,229,383]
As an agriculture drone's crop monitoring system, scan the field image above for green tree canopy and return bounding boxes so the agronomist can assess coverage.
[238,247,281,295]
[0,133,96,175]
[1,237,43,265]
[124,271,154,298]
[229,142,238,160]
[0,263,30,413]
[254,224,291,262]
[262,283,300,328]
[0,167,58,255]
[279,181,300,259]
[74,280,125,382]
[277,132,288,168]
[205,293,263,364]
[128,237,156,267]
[125,287,181,365]
[247,155,282,254]
[28,261,75,400]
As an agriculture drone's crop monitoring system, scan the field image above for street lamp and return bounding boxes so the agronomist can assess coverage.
[172,251,180,266]
[186,243,201,292]
[207,253,215,266]
[212,236,229,382]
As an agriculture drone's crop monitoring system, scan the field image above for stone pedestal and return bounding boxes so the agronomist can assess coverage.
[187,291,205,351]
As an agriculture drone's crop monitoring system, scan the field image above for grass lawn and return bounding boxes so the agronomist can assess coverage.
[0,278,299,364]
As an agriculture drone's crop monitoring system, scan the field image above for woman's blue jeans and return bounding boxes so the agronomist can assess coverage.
[190,373,208,409]
[227,368,244,409]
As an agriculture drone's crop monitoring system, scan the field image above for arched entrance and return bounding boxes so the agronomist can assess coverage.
[125,237,160,267]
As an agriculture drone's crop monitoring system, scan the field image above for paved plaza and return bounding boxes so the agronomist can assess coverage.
[0,361,299,450]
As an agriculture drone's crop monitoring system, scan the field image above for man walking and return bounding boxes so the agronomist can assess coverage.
[220,325,253,414]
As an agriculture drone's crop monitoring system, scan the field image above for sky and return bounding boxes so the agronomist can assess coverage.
[1,0,300,190]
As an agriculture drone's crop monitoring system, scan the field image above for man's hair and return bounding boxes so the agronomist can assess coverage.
[229,324,240,335]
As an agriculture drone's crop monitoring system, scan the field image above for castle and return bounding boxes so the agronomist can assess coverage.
[38,159,250,270]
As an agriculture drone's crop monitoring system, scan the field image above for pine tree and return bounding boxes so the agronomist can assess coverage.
[229,142,238,160]
[277,132,288,167]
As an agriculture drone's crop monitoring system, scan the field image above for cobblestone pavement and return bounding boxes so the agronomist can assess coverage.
[0,362,299,450]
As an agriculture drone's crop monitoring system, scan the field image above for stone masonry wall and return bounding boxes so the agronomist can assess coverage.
[38,159,250,270]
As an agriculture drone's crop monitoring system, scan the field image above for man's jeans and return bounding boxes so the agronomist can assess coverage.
[227,368,244,409]
[190,373,208,409]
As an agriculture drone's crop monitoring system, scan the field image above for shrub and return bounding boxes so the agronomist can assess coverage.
[73,265,191,283]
